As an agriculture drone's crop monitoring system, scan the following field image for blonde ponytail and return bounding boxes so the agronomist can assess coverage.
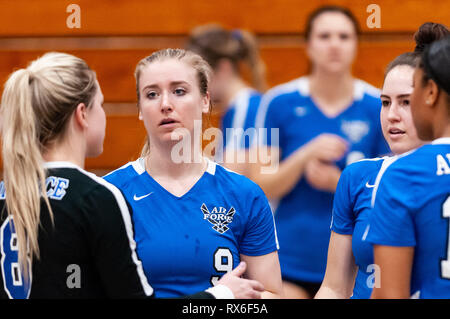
[1,69,52,281]
[0,52,97,281]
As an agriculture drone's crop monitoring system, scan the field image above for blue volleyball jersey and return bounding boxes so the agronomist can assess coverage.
[104,158,279,297]
[331,157,387,299]
[255,76,390,283]
[216,88,261,163]
[367,138,450,298]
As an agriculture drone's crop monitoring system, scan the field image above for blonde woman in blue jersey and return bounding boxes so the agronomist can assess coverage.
[368,35,450,299]
[0,51,267,300]
[186,24,266,177]
[104,49,283,298]
[251,5,389,298]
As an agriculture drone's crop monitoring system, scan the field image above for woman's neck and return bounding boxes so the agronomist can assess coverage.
[42,138,85,168]
[224,77,248,109]
[307,69,355,117]
[309,69,354,102]
[145,141,207,179]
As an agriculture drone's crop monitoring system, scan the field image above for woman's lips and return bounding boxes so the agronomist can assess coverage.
[388,128,406,140]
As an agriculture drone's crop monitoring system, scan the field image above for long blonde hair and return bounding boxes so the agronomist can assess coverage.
[134,48,213,157]
[1,52,97,280]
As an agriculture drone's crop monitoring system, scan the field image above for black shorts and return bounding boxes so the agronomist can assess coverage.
[283,277,321,298]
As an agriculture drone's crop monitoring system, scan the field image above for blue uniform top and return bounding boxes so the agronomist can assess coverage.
[216,88,261,163]
[331,157,387,299]
[255,76,390,283]
[104,158,279,297]
[366,138,450,298]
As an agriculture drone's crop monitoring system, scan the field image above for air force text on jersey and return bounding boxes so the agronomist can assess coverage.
[436,153,450,175]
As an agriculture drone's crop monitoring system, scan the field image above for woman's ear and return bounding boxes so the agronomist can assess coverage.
[74,102,89,129]
[137,103,143,120]
[426,79,440,108]
[201,92,211,114]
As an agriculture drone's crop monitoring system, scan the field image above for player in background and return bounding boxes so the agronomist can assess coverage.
[315,22,449,299]
[0,52,264,299]
[251,5,389,298]
[367,35,450,299]
[104,49,283,298]
[186,24,266,176]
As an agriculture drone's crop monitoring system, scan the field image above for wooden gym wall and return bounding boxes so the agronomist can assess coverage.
[0,0,448,174]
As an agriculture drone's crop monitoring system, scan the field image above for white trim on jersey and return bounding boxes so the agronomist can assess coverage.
[369,148,419,208]
[44,161,154,297]
[205,158,217,175]
[129,157,217,177]
[254,77,380,145]
[254,78,301,132]
[102,161,136,178]
[370,155,399,208]
[230,88,254,131]
[432,137,450,145]
[353,79,381,100]
[354,156,388,164]
[134,158,146,175]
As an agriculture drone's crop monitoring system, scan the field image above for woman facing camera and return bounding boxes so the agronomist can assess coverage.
[0,52,266,299]
[368,35,450,299]
[251,5,389,298]
[104,49,283,298]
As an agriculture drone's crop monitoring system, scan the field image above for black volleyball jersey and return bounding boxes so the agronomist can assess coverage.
[0,162,154,299]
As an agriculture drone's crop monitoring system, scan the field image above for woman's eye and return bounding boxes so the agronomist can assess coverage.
[318,33,330,40]
[401,99,410,106]
[174,88,186,95]
[340,33,350,40]
[381,100,390,107]
[146,91,157,99]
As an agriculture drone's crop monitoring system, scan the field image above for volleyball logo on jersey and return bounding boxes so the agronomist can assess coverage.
[201,204,236,234]
[341,120,370,143]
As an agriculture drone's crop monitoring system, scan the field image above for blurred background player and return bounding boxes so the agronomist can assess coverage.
[315,22,449,299]
[368,35,450,299]
[0,52,265,299]
[251,5,389,298]
[104,49,283,298]
[186,24,266,176]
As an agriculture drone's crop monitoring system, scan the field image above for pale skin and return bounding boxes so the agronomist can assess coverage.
[371,67,450,299]
[137,58,283,298]
[41,78,265,299]
[316,65,424,299]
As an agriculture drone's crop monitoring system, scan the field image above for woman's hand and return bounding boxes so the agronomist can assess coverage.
[217,261,265,299]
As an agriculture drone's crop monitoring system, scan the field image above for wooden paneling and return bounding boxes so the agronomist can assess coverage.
[0,0,448,36]
[0,0,444,172]
[0,40,415,104]
[85,115,147,170]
